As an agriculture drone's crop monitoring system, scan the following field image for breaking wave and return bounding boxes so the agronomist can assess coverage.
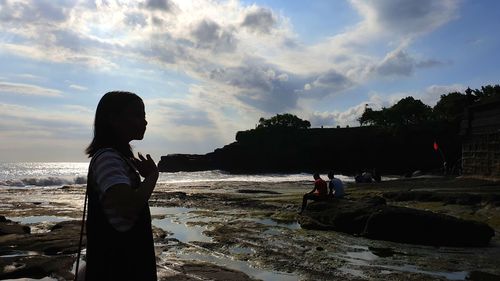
[0,176,87,188]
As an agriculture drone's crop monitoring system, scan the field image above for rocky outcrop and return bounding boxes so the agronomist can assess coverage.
[297,197,495,247]
[159,125,461,174]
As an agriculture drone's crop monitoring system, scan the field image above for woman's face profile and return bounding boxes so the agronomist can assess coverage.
[113,100,147,141]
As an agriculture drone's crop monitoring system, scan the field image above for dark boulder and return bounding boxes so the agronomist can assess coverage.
[363,206,494,246]
[0,219,30,235]
[298,197,495,247]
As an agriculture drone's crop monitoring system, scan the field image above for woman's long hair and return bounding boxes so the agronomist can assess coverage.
[86,91,142,158]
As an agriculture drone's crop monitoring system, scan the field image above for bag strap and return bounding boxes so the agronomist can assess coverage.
[74,149,111,281]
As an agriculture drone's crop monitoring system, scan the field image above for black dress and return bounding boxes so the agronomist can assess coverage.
[85,151,157,281]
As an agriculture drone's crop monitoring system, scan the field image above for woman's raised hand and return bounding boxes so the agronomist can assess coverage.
[134,153,159,178]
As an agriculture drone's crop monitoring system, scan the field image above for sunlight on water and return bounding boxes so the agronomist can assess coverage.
[151,207,213,243]
[8,215,75,224]
[0,162,365,188]
[152,206,301,281]
[175,252,300,281]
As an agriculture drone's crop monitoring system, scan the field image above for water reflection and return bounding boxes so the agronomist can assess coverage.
[151,207,212,243]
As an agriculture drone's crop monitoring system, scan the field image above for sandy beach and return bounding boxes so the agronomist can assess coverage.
[1,176,500,280]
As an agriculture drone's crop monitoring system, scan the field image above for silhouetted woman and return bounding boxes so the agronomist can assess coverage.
[84,91,157,281]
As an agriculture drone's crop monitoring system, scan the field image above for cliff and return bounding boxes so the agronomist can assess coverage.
[158,124,461,175]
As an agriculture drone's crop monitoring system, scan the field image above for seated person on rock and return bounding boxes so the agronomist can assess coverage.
[299,173,328,214]
[355,170,373,183]
[328,171,344,199]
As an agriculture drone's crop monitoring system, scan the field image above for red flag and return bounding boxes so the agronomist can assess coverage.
[433,141,439,151]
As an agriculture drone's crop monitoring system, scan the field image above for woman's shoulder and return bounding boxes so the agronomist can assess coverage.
[93,148,119,160]
[91,148,126,169]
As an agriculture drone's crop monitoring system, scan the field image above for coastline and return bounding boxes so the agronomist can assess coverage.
[1,177,500,280]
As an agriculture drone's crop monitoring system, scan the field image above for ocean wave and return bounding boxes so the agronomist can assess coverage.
[0,176,86,187]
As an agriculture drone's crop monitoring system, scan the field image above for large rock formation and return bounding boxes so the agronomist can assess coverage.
[297,197,495,247]
[159,125,461,174]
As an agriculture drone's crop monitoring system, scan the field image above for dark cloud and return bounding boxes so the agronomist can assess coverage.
[147,33,194,64]
[416,59,447,68]
[142,0,175,12]
[241,7,275,33]
[209,63,302,112]
[367,0,457,35]
[210,64,355,112]
[0,0,74,24]
[375,49,447,77]
[302,69,354,98]
[52,30,104,52]
[376,49,415,76]
[191,19,237,53]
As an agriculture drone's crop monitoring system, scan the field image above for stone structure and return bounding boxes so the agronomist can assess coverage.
[460,98,500,179]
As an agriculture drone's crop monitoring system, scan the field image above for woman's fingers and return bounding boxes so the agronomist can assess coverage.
[138,152,146,161]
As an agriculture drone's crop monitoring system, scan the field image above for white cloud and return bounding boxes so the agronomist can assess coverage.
[0,0,459,104]
[308,83,467,127]
[0,81,62,97]
[0,0,463,143]
[69,84,88,91]
[421,84,466,106]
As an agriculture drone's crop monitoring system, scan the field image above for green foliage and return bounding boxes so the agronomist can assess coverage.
[433,92,470,123]
[358,84,500,128]
[359,97,432,127]
[257,113,311,129]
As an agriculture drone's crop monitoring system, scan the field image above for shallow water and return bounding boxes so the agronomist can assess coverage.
[176,252,300,281]
[151,206,303,281]
[152,207,213,243]
[8,215,75,224]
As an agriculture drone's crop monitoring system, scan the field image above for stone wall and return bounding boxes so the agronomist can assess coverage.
[461,99,500,179]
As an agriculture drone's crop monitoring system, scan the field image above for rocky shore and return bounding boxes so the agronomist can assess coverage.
[1,176,500,280]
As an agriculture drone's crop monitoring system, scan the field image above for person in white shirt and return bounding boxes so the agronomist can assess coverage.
[328,171,344,199]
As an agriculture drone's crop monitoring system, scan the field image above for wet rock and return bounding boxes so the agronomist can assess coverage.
[383,191,485,205]
[0,220,83,279]
[466,270,500,281]
[2,221,82,254]
[298,196,386,233]
[178,262,259,281]
[0,220,30,235]
[363,206,494,246]
[368,247,396,257]
[298,196,495,247]
[0,255,74,280]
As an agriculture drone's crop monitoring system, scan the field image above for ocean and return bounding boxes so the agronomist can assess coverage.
[0,162,354,188]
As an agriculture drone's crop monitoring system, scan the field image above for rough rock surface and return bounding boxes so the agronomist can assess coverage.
[297,197,495,246]
[0,220,81,280]
[0,216,30,235]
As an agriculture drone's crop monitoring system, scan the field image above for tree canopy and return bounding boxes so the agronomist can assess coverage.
[257,113,311,129]
[358,84,500,128]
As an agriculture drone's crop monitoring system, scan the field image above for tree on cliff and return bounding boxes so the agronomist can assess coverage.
[433,91,471,124]
[358,84,500,128]
[257,113,311,129]
[358,97,432,127]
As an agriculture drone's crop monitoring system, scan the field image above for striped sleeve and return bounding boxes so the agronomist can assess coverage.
[92,150,131,198]
[92,149,136,232]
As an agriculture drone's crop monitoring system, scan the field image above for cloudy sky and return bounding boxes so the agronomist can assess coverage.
[0,0,499,162]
